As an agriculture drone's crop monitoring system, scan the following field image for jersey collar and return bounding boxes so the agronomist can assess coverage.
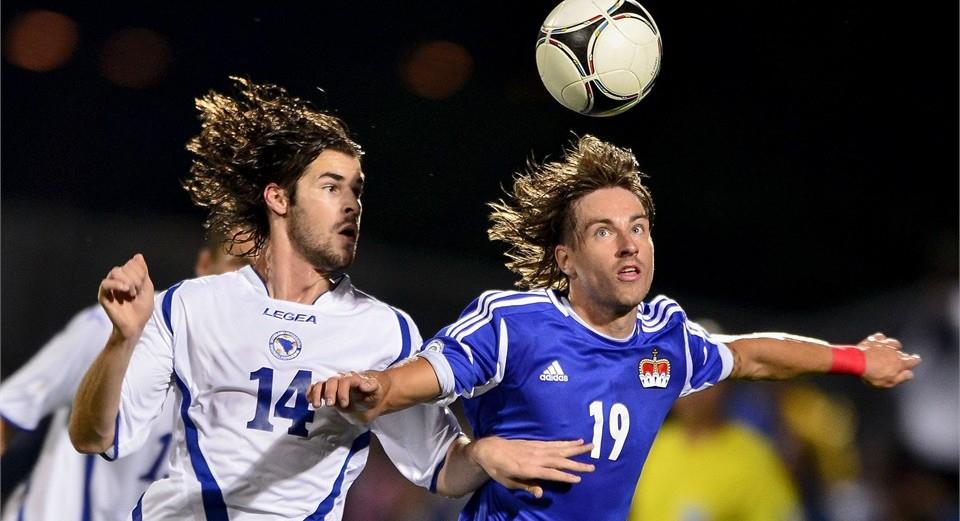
[238,265,352,305]
[556,292,638,343]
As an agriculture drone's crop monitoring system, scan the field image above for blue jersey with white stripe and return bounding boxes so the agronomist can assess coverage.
[420,290,733,521]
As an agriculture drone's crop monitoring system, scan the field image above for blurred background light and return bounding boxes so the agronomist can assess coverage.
[99,28,172,88]
[400,40,473,100]
[4,10,79,72]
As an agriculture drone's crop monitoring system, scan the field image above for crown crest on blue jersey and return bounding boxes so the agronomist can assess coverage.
[639,348,670,388]
[269,331,302,360]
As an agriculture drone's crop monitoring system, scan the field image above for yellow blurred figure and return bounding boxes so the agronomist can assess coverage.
[629,384,802,521]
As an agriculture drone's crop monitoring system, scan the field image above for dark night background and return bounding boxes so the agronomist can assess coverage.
[1,1,957,518]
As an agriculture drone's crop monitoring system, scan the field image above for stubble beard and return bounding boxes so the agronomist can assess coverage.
[288,207,356,273]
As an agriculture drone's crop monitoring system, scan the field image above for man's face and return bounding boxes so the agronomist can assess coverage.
[288,150,364,272]
[558,187,654,314]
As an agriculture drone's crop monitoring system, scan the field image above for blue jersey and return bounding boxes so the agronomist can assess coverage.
[418,290,733,521]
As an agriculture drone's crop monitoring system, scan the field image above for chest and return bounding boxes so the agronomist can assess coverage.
[172,299,399,391]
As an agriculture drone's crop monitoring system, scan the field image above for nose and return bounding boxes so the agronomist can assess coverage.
[617,235,638,257]
[343,194,361,217]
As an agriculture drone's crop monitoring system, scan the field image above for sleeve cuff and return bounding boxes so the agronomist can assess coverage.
[416,350,457,406]
[717,342,734,381]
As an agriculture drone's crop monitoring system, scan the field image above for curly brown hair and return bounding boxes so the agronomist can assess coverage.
[488,135,654,291]
[183,76,362,257]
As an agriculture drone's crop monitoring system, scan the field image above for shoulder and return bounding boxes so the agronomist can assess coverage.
[467,288,557,318]
[637,294,688,333]
[349,285,414,326]
[158,270,250,306]
[439,289,557,339]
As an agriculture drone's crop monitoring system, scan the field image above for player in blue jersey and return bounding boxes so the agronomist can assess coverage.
[311,135,923,521]
[67,78,593,520]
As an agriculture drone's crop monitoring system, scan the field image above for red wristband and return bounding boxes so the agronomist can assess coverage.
[830,346,866,376]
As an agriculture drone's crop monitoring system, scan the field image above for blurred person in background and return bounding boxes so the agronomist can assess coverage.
[628,320,802,521]
[886,250,958,521]
[0,232,250,521]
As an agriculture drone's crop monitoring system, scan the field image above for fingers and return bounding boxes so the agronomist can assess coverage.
[864,333,903,351]
[307,383,324,408]
[307,373,379,408]
[100,254,151,300]
[323,377,341,408]
[893,369,915,386]
[545,455,595,474]
[336,373,358,407]
[532,468,586,484]
[901,354,922,369]
[555,441,594,459]
[498,477,543,499]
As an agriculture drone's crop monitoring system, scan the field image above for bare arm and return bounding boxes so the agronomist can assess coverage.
[0,418,14,456]
[69,254,154,453]
[307,357,441,422]
[722,332,921,387]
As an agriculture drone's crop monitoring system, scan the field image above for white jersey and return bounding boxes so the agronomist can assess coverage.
[112,266,460,521]
[0,305,175,521]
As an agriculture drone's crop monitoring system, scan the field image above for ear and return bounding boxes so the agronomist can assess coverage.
[264,183,290,216]
[555,244,574,278]
[194,248,212,277]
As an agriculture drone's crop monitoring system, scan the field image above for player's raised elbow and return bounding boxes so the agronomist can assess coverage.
[67,414,113,454]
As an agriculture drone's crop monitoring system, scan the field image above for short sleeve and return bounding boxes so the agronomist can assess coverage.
[417,291,517,405]
[0,305,111,430]
[680,318,734,397]
[104,288,177,460]
[371,404,462,491]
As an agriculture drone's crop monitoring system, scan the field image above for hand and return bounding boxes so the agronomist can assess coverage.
[858,332,921,388]
[466,437,595,498]
[307,371,384,424]
[99,253,155,342]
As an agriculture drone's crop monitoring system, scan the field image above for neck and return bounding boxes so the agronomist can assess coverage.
[253,231,334,304]
[567,287,637,339]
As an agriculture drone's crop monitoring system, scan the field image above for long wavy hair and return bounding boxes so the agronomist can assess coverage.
[183,77,362,257]
[488,135,654,291]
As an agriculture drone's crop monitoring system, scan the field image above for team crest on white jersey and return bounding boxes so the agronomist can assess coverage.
[638,348,670,388]
[269,331,302,360]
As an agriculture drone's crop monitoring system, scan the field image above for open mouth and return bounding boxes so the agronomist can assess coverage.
[338,224,358,239]
[617,265,641,281]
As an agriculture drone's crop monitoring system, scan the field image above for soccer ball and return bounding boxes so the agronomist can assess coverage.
[536,0,662,117]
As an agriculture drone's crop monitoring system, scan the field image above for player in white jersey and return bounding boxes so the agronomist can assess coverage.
[0,235,249,521]
[68,78,594,521]
[312,135,923,521]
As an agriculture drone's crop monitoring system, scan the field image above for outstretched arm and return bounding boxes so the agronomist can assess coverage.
[69,254,155,453]
[722,332,920,387]
[307,357,441,422]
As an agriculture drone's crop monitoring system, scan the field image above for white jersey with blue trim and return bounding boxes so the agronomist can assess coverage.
[418,290,734,521]
[0,305,175,521]
[111,265,460,521]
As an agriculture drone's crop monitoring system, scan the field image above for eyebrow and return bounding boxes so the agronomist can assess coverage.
[582,214,649,228]
[318,172,365,189]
